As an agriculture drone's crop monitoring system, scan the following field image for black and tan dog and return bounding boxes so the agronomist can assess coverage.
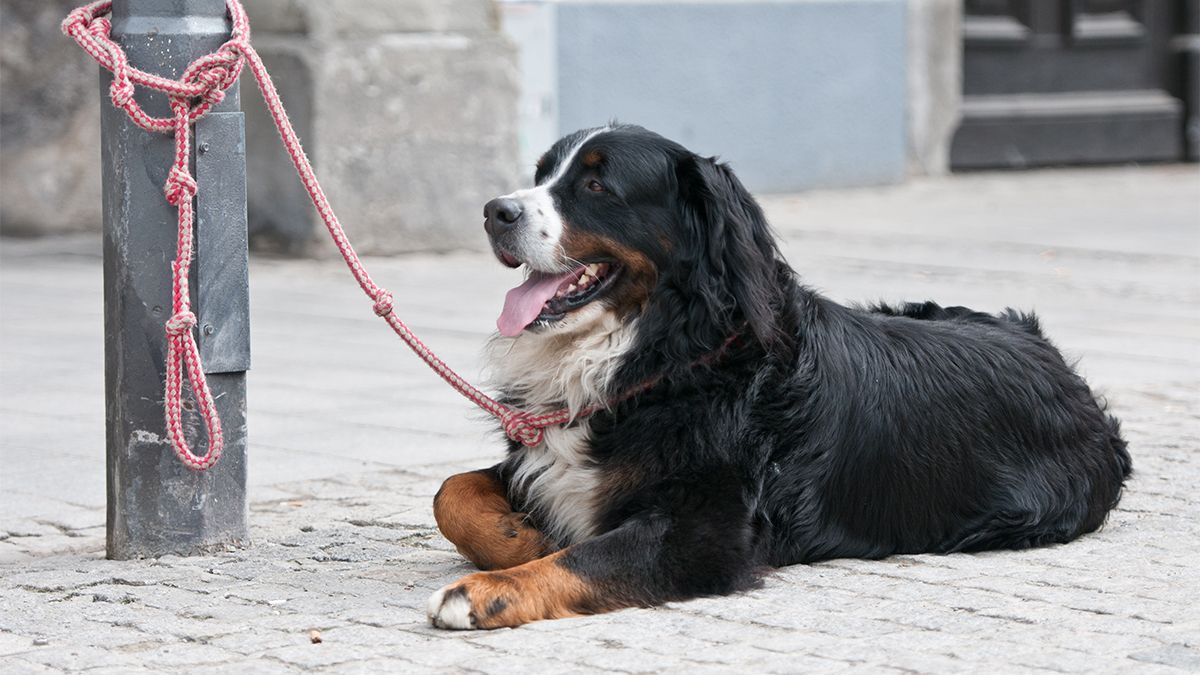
[426,125,1131,630]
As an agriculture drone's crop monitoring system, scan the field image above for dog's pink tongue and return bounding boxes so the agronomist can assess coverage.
[497,271,573,337]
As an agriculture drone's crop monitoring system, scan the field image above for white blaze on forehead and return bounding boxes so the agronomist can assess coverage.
[497,127,611,271]
[542,126,610,187]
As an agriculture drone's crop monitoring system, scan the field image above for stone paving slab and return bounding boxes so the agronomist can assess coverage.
[1,166,1199,671]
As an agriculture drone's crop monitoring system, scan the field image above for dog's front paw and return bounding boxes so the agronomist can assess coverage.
[427,560,586,630]
[427,573,520,630]
[427,583,478,630]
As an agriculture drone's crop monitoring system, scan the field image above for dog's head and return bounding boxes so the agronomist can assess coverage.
[487,124,787,388]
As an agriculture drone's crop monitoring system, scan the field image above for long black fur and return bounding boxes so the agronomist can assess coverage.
[495,125,1131,609]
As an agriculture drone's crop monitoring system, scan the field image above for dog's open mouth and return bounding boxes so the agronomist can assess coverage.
[497,262,619,336]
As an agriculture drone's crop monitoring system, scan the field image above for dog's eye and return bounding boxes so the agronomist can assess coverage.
[586,180,605,193]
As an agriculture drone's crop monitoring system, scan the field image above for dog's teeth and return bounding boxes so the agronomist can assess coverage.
[566,284,577,293]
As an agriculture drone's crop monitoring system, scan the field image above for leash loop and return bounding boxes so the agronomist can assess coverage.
[500,411,546,448]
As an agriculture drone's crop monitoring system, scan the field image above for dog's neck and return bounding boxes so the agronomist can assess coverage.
[485,307,640,417]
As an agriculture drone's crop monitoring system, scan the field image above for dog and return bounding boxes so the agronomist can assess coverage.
[426,124,1132,630]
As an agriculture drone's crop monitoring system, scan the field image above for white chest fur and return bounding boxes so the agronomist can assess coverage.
[508,424,598,545]
[486,306,638,545]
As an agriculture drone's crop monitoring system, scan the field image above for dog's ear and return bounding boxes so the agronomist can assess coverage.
[674,154,783,349]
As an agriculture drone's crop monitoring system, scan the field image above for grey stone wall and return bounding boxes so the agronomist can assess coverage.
[0,0,103,236]
[906,0,962,176]
[0,0,519,255]
[242,0,519,255]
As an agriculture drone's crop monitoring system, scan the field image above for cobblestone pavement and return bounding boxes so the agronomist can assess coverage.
[2,166,1199,672]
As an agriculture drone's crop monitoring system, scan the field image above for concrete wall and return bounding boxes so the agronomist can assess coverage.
[0,0,103,237]
[0,0,520,255]
[907,0,961,176]
[242,0,520,255]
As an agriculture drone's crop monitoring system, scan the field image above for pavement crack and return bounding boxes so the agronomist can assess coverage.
[345,519,428,530]
[17,584,69,594]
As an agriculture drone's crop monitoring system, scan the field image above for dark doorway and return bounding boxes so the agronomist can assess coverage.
[951,0,1197,169]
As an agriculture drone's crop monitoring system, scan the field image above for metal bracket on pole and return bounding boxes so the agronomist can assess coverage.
[101,0,249,559]
[196,113,251,373]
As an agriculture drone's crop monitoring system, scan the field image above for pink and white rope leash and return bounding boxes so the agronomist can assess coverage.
[63,0,579,470]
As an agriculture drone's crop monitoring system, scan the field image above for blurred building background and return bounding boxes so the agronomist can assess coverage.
[1,0,1196,254]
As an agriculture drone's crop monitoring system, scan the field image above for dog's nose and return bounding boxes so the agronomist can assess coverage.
[484,197,523,236]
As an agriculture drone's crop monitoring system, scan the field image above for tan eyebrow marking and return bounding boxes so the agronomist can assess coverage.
[582,150,603,168]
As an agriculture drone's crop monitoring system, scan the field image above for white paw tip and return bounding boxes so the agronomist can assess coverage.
[427,584,476,630]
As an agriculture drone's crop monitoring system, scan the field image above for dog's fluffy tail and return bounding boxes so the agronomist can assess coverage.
[872,302,1048,339]
[998,308,1044,337]
[1107,413,1133,480]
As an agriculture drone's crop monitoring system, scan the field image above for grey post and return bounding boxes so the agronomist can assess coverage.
[101,0,250,559]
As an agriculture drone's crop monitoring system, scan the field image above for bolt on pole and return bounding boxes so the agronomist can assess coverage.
[101,0,250,559]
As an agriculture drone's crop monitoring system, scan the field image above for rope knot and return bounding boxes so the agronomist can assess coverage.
[89,16,111,39]
[60,6,90,36]
[165,311,197,337]
[195,66,230,104]
[164,165,197,206]
[181,50,243,110]
[202,85,226,108]
[372,290,395,317]
[501,410,544,447]
[109,78,135,108]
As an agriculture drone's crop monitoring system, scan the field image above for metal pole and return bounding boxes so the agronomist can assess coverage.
[101,0,250,559]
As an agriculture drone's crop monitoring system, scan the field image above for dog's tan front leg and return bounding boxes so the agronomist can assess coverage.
[433,469,553,570]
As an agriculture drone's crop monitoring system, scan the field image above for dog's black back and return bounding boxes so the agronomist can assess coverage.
[569,285,1130,598]
[761,296,1130,564]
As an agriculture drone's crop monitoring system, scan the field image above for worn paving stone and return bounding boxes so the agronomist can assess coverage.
[1,167,1198,671]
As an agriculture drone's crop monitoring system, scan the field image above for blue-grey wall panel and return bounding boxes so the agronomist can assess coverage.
[556,1,907,193]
